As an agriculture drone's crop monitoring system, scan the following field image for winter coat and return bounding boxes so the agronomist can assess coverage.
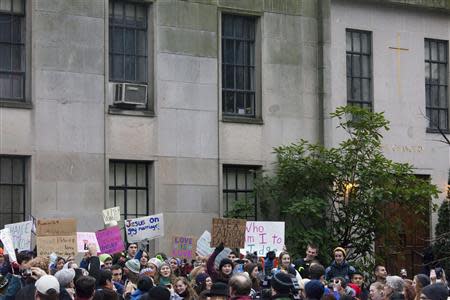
[324,261,355,282]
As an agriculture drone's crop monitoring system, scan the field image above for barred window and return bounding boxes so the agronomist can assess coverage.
[346,29,372,108]
[0,156,26,228]
[223,165,258,220]
[222,15,256,117]
[0,0,25,101]
[425,39,448,131]
[108,161,150,222]
[109,1,147,83]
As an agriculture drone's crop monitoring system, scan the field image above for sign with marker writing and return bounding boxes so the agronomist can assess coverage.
[102,207,121,225]
[171,235,197,259]
[96,226,125,254]
[77,232,100,253]
[196,230,214,257]
[36,235,77,257]
[5,221,33,252]
[125,213,164,243]
[36,218,77,236]
[241,221,285,256]
[211,218,246,249]
[0,228,17,262]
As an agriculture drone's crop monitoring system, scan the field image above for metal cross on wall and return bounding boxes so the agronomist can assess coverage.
[389,33,409,97]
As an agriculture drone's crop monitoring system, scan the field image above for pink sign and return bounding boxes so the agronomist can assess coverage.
[95,226,125,254]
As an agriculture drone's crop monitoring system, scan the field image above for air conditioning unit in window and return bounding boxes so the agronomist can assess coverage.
[113,83,148,106]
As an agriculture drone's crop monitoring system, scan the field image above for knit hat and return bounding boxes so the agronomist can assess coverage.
[415,274,430,288]
[149,257,162,269]
[148,286,171,300]
[169,257,181,266]
[140,268,154,277]
[421,283,448,300]
[333,247,347,257]
[35,275,60,295]
[305,280,325,300]
[271,272,294,294]
[219,258,233,271]
[195,272,209,285]
[54,268,75,288]
[206,282,229,297]
[99,254,112,264]
[125,259,141,274]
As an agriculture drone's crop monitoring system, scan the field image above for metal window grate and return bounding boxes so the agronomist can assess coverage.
[346,29,372,109]
[222,14,256,117]
[0,0,25,101]
[0,156,26,228]
[425,39,448,130]
[109,0,147,84]
[223,165,258,220]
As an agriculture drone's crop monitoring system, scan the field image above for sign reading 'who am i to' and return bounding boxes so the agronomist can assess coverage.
[125,213,164,243]
[241,221,285,256]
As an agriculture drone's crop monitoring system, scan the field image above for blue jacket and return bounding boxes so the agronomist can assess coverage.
[325,261,355,282]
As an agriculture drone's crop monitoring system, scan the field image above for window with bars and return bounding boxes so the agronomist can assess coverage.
[425,39,448,131]
[222,14,256,117]
[109,1,147,84]
[0,0,25,102]
[346,29,372,109]
[0,156,26,228]
[108,161,150,223]
[223,165,258,220]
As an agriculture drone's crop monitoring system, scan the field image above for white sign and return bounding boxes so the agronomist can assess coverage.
[125,213,164,243]
[0,228,17,262]
[240,221,285,256]
[5,221,33,252]
[102,207,121,225]
[196,230,214,257]
[77,232,100,253]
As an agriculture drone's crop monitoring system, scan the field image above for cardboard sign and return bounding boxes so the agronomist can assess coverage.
[96,226,125,254]
[0,228,17,262]
[241,221,285,256]
[196,230,214,257]
[171,236,197,259]
[36,218,77,236]
[102,207,121,225]
[125,213,164,243]
[5,221,33,252]
[211,218,246,249]
[77,232,100,253]
[36,235,77,257]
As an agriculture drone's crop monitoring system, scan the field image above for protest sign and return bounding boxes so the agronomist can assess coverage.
[241,221,285,256]
[125,213,164,243]
[171,236,197,259]
[5,221,33,252]
[77,232,100,253]
[214,247,231,269]
[96,226,125,254]
[0,228,17,262]
[102,207,121,225]
[36,236,77,257]
[36,218,77,236]
[196,230,214,257]
[211,218,246,249]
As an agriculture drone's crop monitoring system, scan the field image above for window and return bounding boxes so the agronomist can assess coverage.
[108,161,150,222]
[346,29,372,108]
[0,0,26,102]
[223,165,258,220]
[109,1,147,83]
[0,156,26,228]
[222,14,256,117]
[425,39,448,131]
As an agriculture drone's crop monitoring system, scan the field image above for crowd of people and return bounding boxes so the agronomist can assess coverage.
[0,242,448,300]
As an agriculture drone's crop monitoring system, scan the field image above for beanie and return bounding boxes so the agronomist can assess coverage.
[421,283,448,300]
[148,257,162,269]
[99,254,112,264]
[271,272,294,294]
[125,259,141,274]
[54,268,75,288]
[305,280,325,300]
[219,258,233,271]
[195,273,209,285]
[333,247,347,257]
[415,274,430,288]
[148,286,171,300]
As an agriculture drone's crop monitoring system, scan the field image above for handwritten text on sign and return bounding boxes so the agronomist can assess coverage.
[5,221,33,252]
[196,231,214,257]
[125,213,164,243]
[102,207,121,225]
[96,226,125,254]
[0,228,17,262]
[171,236,197,259]
[241,221,285,256]
[36,236,77,257]
[211,218,246,249]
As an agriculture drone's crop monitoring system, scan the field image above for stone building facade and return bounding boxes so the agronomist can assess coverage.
[0,0,449,259]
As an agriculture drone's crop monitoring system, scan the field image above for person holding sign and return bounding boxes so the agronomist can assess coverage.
[206,243,234,284]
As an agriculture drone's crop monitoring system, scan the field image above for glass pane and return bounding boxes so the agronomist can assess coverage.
[124,29,135,55]
[12,186,23,213]
[115,190,125,215]
[1,158,12,183]
[431,110,439,128]
[12,17,22,43]
[431,41,438,61]
[346,31,352,52]
[431,85,439,107]
[246,94,254,115]
[361,55,370,77]
[115,163,125,186]
[237,171,246,189]
[246,18,255,40]
[235,41,244,65]
[12,213,22,223]
[111,28,124,53]
[431,63,438,82]
[225,193,236,212]
[361,33,370,54]
[438,42,447,62]
[236,92,245,114]
[137,190,147,214]
[233,17,243,38]
[352,78,361,101]
[112,55,124,80]
[0,186,12,212]
[439,110,448,129]
[225,169,236,190]
[346,54,352,76]
[107,190,115,208]
[127,163,137,187]
[352,55,361,77]
[125,55,135,81]
[425,62,430,83]
[136,56,147,82]
[223,39,234,64]
[247,67,254,90]
[236,66,244,89]
[439,64,447,85]
[109,164,115,186]
[12,158,23,183]
[125,4,135,20]
[12,74,23,99]
[237,192,247,203]
[362,79,370,101]
[352,32,361,52]
[224,65,234,89]
[0,0,11,11]
[0,44,11,70]
[223,91,234,113]
[113,2,124,19]
[0,15,11,42]
[347,77,352,100]
[12,0,23,13]
[425,40,430,60]
[0,74,11,98]
[136,6,146,28]
[11,45,22,71]
[136,30,146,56]
[127,190,137,216]
[426,85,430,106]
[439,86,447,108]
[222,15,233,37]
[137,164,146,187]
[249,42,255,66]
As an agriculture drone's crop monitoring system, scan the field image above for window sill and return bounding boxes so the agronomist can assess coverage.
[0,100,32,109]
[426,128,450,134]
[222,116,263,125]
[108,106,155,117]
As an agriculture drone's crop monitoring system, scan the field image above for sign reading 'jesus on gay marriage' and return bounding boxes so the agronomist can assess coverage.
[125,213,164,243]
